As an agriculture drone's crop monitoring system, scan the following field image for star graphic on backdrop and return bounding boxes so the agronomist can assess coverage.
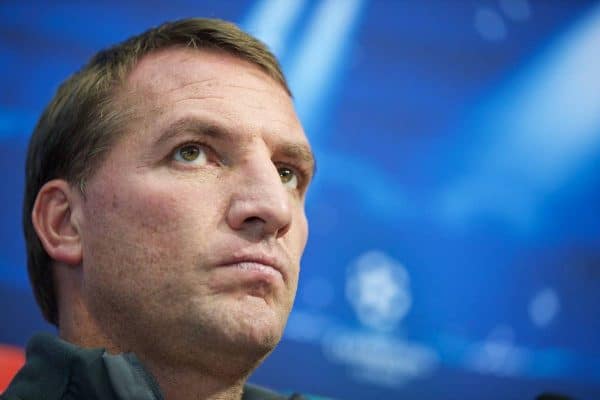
[356,267,400,315]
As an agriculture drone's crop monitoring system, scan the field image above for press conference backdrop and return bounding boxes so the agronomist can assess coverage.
[2,1,600,399]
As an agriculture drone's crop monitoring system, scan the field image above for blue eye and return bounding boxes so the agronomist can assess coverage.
[278,167,298,189]
[173,144,208,165]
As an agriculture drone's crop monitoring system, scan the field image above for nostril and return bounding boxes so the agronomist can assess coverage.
[276,221,291,238]
[243,216,264,225]
[240,214,290,239]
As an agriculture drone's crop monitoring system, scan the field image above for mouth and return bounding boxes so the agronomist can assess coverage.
[228,261,281,277]
[218,254,286,282]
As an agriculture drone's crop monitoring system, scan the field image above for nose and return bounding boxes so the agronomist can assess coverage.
[226,155,292,240]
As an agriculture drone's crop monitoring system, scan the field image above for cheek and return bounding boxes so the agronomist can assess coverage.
[86,174,221,241]
[80,175,223,286]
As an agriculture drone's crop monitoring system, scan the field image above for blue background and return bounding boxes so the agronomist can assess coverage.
[1,1,600,399]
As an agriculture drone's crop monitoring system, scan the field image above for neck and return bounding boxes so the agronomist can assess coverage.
[143,359,248,400]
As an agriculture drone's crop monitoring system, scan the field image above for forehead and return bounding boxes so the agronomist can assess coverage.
[123,47,301,134]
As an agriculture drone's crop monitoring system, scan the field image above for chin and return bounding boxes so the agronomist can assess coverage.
[147,298,284,373]
[226,294,287,350]
[164,290,291,366]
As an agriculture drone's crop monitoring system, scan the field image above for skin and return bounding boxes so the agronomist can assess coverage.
[33,47,314,400]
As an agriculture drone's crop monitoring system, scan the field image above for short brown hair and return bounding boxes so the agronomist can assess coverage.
[23,18,290,326]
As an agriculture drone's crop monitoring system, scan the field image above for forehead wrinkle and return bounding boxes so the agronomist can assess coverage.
[132,79,224,104]
[223,83,282,95]
[172,95,226,106]
[161,78,219,95]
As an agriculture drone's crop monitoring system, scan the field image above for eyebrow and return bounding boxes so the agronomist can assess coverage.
[277,142,317,179]
[155,117,228,147]
[156,116,316,178]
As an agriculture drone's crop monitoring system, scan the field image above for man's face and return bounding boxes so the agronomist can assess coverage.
[77,48,313,367]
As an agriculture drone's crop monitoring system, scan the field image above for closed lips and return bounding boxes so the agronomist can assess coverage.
[218,255,286,281]
[233,261,281,277]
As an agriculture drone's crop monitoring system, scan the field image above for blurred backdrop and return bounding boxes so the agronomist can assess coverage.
[1,1,600,399]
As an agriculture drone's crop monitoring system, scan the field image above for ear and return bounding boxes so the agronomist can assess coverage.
[31,179,83,266]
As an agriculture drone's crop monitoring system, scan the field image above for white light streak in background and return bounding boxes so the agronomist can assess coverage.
[241,0,306,59]
[443,3,600,229]
[285,0,365,138]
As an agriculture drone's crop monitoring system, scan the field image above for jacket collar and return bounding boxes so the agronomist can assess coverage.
[3,332,162,400]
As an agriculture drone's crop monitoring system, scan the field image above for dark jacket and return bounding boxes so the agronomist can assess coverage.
[1,333,305,400]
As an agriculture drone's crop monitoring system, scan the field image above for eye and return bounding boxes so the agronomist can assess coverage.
[173,143,208,165]
[278,166,299,189]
